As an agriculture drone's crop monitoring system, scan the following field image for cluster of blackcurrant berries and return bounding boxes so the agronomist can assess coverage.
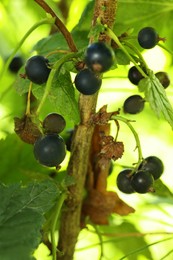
[21,56,67,167]
[74,42,115,95]
[116,156,164,194]
[33,113,66,167]
[123,27,170,115]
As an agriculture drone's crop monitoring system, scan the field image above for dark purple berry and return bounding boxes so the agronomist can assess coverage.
[34,134,66,167]
[9,56,24,73]
[131,170,154,193]
[43,113,66,134]
[155,71,170,89]
[25,55,51,85]
[123,95,145,114]
[128,66,144,85]
[138,27,159,49]
[139,156,164,180]
[116,169,135,194]
[74,68,102,95]
[85,42,115,72]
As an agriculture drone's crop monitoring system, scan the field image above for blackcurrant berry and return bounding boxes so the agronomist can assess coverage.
[85,42,115,72]
[9,56,24,73]
[131,170,154,193]
[139,156,164,180]
[34,134,66,167]
[155,71,170,89]
[74,68,102,95]
[128,66,144,85]
[138,27,159,49]
[116,169,134,194]
[123,95,145,114]
[43,113,66,134]
[25,55,51,85]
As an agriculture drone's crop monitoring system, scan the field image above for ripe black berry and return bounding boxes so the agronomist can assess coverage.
[74,68,102,95]
[128,66,144,85]
[138,27,159,49]
[85,42,115,72]
[34,134,66,167]
[139,156,164,180]
[123,95,145,114]
[43,113,66,134]
[116,169,134,194]
[155,71,170,89]
[131,170,154,193]
[25,55,51,85]
[9,56,24,73]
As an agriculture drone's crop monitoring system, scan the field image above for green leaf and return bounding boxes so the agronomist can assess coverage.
[0,180,59,260]
[32,69,80,124]
[0,208,41,260]
[13,66,39,95]
[33,30,88,57]
[88,22,105,41]
[153,179,173,198]
[0,134,50,184]
[99,222,153,259]
[115,0,173,48]
[114,49,130,65]
[138,72,173,129]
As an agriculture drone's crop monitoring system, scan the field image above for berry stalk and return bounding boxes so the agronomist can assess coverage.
[112,115,143,171]
[105,26,148,78]
[50,192,67,260]
[36,52,80,115]
[0,17,55,82]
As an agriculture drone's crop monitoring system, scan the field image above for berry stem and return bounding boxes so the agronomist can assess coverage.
[123,41,149,70]
[105,26,148,78]
[36,52,80,115]
[158,43,173,56]
[50,191,67,260]
[112,115,143,171]
[34,0,78,52]
[0,17,55,82]
[25,82,33,115]
[93,225,104,260]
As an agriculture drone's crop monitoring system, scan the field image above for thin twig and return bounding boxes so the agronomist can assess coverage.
[34,0,78,52]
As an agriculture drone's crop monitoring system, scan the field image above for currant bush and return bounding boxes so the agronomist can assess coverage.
[85,42,115,72]
[25,55,51,85]
[74,68,102,95]
[33,134,66,167]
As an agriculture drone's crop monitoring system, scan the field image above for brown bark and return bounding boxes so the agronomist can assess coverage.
[57,1,118,259]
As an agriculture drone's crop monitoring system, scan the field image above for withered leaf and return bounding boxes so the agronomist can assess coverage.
[82,189,135,225]
[14,115,42,144]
